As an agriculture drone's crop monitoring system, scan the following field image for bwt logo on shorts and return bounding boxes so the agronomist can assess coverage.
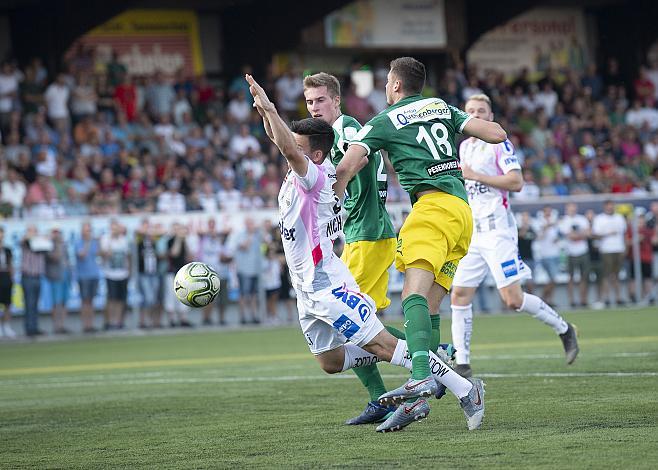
[279,220,296,241]
[332,314,361,339]
[331,284,371,322]
[501,259,518,278]
[426,160,460,176]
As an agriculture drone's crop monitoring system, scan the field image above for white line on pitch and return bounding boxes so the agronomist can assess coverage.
[1,371,657,390]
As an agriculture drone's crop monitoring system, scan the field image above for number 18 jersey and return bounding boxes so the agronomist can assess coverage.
[350,94,471,204]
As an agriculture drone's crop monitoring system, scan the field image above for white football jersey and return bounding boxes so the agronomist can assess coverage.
[459,138,521,227]
[278,157,350,292]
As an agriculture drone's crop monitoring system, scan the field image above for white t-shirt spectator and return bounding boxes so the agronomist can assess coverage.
[592,213,627,254]
[217,187,241,212]
[559,214,590,257]
[275,75,303,112]
[1,179,27,211]
[100,234,131,281]
[514,181,541,200]
[156,190,186,213]
[241,157,265,180]
[227,98,251,123]
[44,83,70,119]
[534,216,561,259]
[0,72,18,113]
[229,134,260,157]
[536,89,558,117]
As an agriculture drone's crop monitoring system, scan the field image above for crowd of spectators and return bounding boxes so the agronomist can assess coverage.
[0,200,655,338]
[1,51,658,220]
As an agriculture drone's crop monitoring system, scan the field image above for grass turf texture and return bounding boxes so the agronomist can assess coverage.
[1,307,657,469]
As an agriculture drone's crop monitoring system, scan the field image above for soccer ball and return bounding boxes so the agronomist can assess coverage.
[174,262,221,308]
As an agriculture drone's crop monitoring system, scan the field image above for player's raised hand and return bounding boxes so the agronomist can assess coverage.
[245,74,275,112]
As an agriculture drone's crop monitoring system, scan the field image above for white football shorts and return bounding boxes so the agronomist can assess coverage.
[296,277,384,355]
[453,229,532,289]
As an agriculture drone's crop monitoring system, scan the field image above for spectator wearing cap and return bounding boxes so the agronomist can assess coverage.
[592,201,628,306]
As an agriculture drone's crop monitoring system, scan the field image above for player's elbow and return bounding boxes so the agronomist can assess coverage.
[488,124,507,144]
[510,178,524,192]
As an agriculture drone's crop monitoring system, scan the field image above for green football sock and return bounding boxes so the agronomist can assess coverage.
[385,325,406,340]
[352,364,387,402]
[402,294,431,380]
[430,314,441,352]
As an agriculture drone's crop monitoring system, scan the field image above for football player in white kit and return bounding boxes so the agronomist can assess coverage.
[450,94,579,378]
[245,74,486,432]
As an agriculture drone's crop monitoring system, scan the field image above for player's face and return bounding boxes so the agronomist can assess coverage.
[465,100,493,121]
[293,133,324,164]
[304,86,340,124]
[385,71,397,105]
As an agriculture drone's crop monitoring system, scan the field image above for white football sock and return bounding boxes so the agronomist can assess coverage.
[451,304,473,365]
[390,339,472,399]
[518,293,568,335]
[341,343,380,372]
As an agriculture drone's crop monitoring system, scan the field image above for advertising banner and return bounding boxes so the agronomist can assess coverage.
[466,8,589,76]
[325,0,447,49]
[67,9,204,76]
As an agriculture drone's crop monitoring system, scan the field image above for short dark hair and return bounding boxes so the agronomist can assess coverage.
[390,57,426,95]
[289,118,334,157]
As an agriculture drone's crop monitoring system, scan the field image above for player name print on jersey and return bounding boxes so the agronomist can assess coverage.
[387,98,452,129]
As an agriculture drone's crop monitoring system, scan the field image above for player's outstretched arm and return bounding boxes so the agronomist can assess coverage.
[461,166,524,192]
[463,118,507,144]
[245,74,307,176]
[334,143,369,197]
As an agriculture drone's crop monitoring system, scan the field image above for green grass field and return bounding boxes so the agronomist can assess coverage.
[1,307,657,469]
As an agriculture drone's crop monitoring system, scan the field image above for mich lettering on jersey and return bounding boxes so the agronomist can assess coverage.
[326,214,343,238]
[387,98,451,130]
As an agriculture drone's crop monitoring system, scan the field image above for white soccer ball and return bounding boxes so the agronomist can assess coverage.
[174,262,221,308]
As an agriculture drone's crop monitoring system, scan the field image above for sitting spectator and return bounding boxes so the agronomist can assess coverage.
[229,123,260,160]
[1,167,27,217]
[156,178,186,213]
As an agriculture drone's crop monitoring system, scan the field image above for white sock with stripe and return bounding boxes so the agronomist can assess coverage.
[451,304,473,365]
[518,293,568,335]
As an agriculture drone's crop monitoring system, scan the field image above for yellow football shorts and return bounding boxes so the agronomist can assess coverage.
[395,191,473,291]
[341,237,397,311]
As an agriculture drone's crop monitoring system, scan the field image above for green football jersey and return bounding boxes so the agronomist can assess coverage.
[351,95,471,204]
[330,114,396,244]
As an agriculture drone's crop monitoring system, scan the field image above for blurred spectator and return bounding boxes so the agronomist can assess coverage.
[100,220,131,329]
[157,178,186,213]
[164,223,193,327]
[263,245,281,324]
[45,228,71,333]
[75,222,100,332]
[21,225,46,336]
[136,219,162,329]
[626,213,656,304]
[106,51,127,87]
[534,206,561,305]
[0,61,19,135]
[343,81,374,124]
[70,72,97,123]
[559,203,591,307]
[145,71,175,118]
[592,201,627,306]
[114,74,137,122]
[227,90,251,123]
[229,123,261,159]
[232,217,262,324]
[275,69,303,120]
[44,74,71,133]
[0,227,16,339]
[1,167,27,217]
[517,211,536,294]
[196,218,224,325]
